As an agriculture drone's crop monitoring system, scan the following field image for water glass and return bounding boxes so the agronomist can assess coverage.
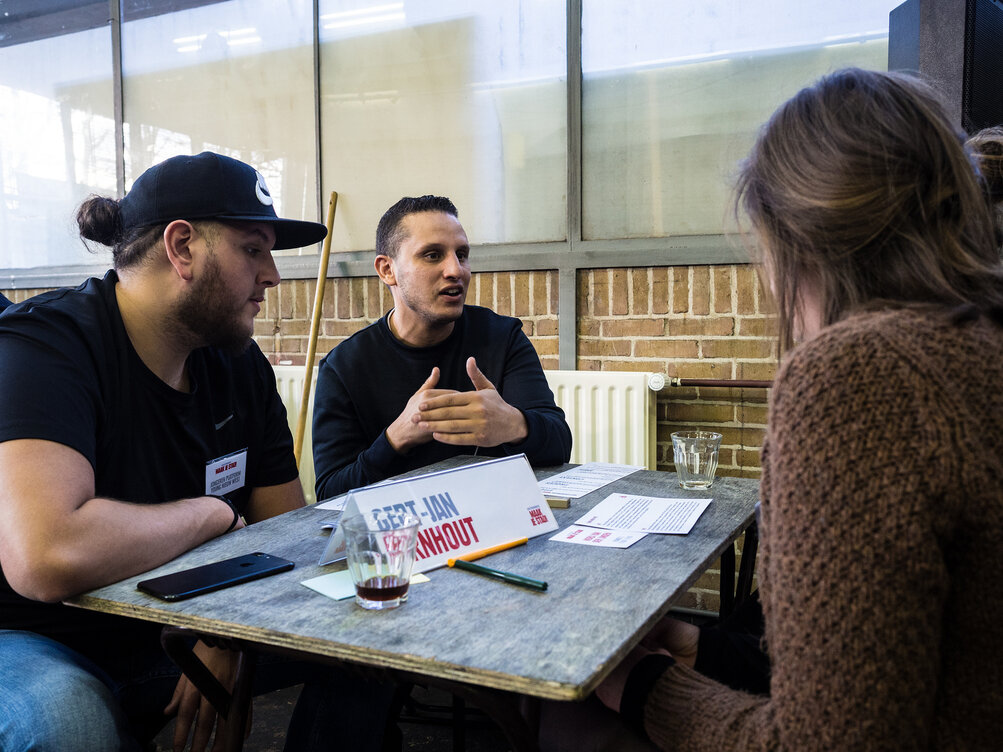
[671,430,722,490]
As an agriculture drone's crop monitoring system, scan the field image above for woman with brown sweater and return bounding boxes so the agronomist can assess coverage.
[595,68,1003,750]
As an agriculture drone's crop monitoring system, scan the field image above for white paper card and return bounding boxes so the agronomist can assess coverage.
[549,525,647,548]
[315,494,347,512]
[576,493,711,534]
[301,570,429,601]
[318,455,558,571]
[537,462,642,499]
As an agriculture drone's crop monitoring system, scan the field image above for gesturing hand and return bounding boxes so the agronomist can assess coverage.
[385,367,459,453]
[414,357,528,447]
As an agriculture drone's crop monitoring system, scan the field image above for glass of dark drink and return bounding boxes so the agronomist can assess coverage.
[341,510,421,610]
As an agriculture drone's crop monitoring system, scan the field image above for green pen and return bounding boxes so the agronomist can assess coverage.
[449,558,548,592]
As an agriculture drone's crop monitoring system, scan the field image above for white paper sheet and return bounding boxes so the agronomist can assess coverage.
[549,525,647,548]
[575,493,710,534]
[315,494,347,512]
[537,462,643,499]
[301,571,429,601]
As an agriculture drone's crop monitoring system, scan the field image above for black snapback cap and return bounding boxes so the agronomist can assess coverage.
[119,151,327,250]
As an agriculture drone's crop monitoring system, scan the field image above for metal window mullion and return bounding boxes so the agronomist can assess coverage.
[313,0,323,233]
[561,0,583,370]
[110,0,125,197]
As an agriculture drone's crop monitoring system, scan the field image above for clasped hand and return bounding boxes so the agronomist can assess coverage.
[385,357,528,453]
[595,616,699,713]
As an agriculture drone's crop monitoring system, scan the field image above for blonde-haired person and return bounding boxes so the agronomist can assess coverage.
[967,125,1003,249]
[594,68,1003,750]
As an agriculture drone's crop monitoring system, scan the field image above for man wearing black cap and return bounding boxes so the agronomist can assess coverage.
[0,153,391,751]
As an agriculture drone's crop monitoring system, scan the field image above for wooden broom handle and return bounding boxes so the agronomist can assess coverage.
[293,191,338,468]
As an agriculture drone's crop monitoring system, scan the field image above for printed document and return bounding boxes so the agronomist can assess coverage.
[575,493,710,534]
[537,462,642,499]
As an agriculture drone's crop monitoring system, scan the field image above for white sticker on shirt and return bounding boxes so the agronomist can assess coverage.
[205,449,248,496]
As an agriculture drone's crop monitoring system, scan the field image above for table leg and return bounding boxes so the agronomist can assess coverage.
[735,522,759,606]
[719,542,736,618]
[444,684,540,752]
[160,626,254,752]
[718,521,760,619]
[452,693,466,752]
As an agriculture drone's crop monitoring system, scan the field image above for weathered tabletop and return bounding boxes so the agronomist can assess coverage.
[68,458,758,702]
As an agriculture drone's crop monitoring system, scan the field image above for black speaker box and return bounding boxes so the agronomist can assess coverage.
[889,0,1003,133]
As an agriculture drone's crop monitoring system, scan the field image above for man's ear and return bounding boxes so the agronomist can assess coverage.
[163,220,198,281]
[374,254,396,286]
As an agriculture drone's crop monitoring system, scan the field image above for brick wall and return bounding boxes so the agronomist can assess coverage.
[253,270,563,370]
[577,266,776,480]
[3,263,771,612]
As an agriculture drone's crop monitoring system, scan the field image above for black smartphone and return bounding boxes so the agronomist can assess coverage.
[137,552,295,601]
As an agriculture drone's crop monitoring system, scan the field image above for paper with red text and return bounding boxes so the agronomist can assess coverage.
[549,525,647,548]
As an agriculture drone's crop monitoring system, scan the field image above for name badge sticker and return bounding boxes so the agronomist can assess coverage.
[205,449,248,496]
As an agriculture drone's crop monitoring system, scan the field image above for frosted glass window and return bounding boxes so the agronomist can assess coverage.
[319,0,567,252]
[0,27,116,269]
[122,0,319,254]
[582,1,902,240]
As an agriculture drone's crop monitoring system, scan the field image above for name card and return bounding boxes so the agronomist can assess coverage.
[318,455,557,571]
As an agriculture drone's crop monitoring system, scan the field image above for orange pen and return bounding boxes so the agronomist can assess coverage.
[447,537,529,567]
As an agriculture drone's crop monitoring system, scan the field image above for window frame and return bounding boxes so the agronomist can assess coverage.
[0,0,778,368]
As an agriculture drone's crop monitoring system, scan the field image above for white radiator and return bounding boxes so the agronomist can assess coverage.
[544,370,657,470]
[273,365,659,504]
[273,365,320,504]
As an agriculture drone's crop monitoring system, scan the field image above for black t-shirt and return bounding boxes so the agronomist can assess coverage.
[0,271,298,664]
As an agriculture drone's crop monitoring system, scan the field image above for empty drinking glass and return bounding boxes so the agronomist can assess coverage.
[671,430,723,490]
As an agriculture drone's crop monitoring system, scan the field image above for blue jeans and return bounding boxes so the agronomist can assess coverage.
[0,630,141,751]
[0,629,396,752]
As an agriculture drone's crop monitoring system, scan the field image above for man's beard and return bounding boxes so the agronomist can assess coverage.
[396,279,465,330]
[172,252,253,356]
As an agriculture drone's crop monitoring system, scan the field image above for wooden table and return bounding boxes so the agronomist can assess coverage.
[68,458,759,751]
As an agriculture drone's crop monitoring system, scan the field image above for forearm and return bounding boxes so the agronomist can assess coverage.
[315,431,402,500]
[245,478,305,522]
[4,493,234,602]
[313,363,402,499]
[507,408,572,465]
[641,662,773,751]
[495,331,571,464]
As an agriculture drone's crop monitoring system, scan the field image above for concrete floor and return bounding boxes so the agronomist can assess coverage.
[153,683,512,751]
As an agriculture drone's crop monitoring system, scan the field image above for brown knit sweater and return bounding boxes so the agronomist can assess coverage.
[640,307,1003,750]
